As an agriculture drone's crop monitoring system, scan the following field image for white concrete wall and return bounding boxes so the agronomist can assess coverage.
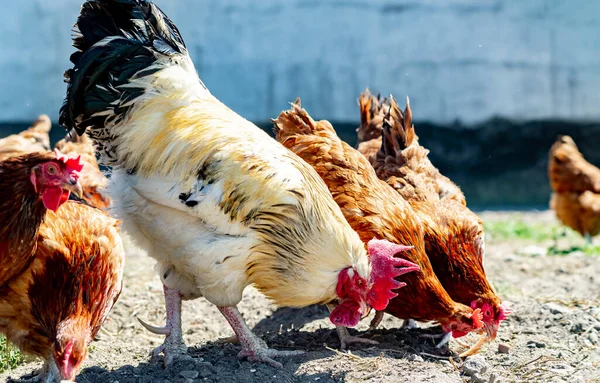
[0,0,598,124]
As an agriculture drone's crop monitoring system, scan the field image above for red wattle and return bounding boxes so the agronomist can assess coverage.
[329,299,362,327]
[42,187,69,212]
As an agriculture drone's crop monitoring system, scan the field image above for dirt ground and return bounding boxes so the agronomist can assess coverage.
[2,210,600,383]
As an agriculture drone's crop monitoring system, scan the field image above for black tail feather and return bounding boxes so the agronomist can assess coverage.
[59,0,188,163]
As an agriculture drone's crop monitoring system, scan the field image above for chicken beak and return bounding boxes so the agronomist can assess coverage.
[485,323,499,340]
[360,301,372,320]
[63,179,83,200]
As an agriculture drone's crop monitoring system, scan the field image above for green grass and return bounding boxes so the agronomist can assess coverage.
[484,216,600,256]
[0,335,23,373]
[484,218,562,242]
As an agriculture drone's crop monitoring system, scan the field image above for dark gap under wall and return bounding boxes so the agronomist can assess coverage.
[3,118,599,210]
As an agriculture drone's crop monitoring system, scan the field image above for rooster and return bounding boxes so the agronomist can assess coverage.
[59,0,417,367]
[549,135,600,243]
[55,130,111,209]
[0,115,52,162]
[360,95,510,343]
[274,100,484,349]
[0,151,125,382]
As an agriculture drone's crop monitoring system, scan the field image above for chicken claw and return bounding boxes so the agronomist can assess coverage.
[218,305,303,368]
[335,326,379,351]
[419,331,453,348]
[21,360,61,383]
[137,285,187,367]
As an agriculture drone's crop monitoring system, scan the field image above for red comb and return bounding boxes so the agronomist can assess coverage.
[54,148,84,173]
[498,303,512,321]
[366,238,420,310]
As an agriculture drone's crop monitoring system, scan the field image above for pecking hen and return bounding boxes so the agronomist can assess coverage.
[364,95,509,345]
[59,0,416,367]
[548,135,600,242]
[274,100,483,349]
[0,150,125,382]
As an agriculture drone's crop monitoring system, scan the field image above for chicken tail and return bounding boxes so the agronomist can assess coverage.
[273,98,337,142]
[379,96,417,158]
[356,89,388,145]
[22,115,52,151]
[55,129,96,157]
[27,114,52,135]
[59,0,199,166]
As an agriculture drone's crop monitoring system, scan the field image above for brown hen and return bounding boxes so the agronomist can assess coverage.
[274,100,483,349]
[366,96,509,340]
[548,135,600,242]
[0,151,124,381]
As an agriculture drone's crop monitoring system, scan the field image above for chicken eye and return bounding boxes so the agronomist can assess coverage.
[47,165,57,175]
[485,309,491,317]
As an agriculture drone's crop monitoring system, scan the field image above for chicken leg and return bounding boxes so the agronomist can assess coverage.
[217,306,303,368]
[20,361,60,383]
[327,304,379,350]
[368,310,384,331]
[137,285,187,366]
[420,331,453,348]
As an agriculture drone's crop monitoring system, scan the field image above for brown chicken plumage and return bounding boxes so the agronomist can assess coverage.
[0,202,124,381]
[356,90,389,161]
[0,152,124,381]
[0,115,52,162]
[274,100,483,344]
[55,130,111,209]
[368,96,509,339]
[548,135,600,241]
[0,152,82,287]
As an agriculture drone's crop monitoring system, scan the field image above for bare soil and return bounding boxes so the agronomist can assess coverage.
[3,210,600,383]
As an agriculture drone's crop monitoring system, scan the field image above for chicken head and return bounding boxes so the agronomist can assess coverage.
[471,300,512,339]
[330,239,419,327]
[441,308,483,338]
[29,149,83,211]
[53,337,87,381]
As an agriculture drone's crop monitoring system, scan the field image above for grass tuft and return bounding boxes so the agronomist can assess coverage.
[484,218,564,242]
[0,335,23,373]
[484,215,600,256]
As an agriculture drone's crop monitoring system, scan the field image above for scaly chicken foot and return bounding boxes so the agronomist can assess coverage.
[138,285,187,367]
[218,305,303,368]
[369,312,417,332]
[21,360,60,383]
[335,325,379,351]
[420,331,453,348]
[326,304,378,350]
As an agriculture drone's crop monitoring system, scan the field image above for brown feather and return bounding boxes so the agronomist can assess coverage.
[0,152,57,287]
[549,136,600,237]
[0,201,124,367]
[274,101,478,327]
[55,130,111,209]
[0,115,52,162]
[369,96,502,321]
